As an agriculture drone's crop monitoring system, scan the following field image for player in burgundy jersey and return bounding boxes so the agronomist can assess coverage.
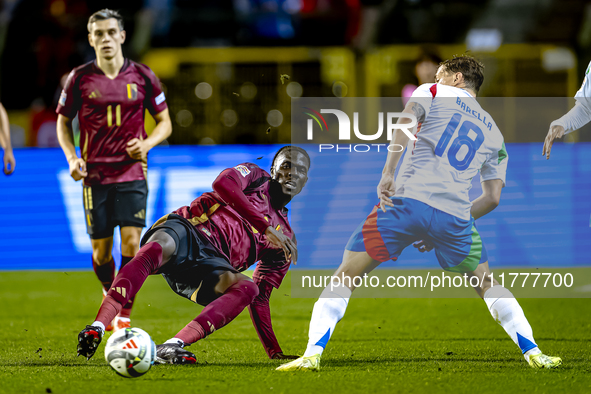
[76,146,310,364]
[56,9,172,332]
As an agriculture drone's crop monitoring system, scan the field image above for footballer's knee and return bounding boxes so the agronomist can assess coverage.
[121,239,140,256]
[120,226,142,256]
[479,275,499,297]
[214,272,258,299]
[92,250,113,265]
[333,250,380,291]
[91,238,114,265]
[144,230,176,264]
[469,261,499,299]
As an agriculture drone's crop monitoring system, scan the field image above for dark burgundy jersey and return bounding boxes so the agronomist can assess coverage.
[173,163,293,289]
[56,59,167,185]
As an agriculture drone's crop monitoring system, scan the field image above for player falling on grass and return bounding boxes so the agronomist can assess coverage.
[543,60,591,159]
[77,146,309,364]
[56,9,172,332]
[278,55,562,372]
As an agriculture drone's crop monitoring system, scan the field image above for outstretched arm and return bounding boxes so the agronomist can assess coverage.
[543,102,591,159]
[544,60,591,160]
[248,279,298,359]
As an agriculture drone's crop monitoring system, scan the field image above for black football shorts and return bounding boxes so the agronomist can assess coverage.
[140,214,239,306]
[83,180,148,239]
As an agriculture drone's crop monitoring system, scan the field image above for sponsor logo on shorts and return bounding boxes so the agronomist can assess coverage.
[201,227,212,237]
[134,209,145,219]
[155,92,165,105]
[234,165,251,177]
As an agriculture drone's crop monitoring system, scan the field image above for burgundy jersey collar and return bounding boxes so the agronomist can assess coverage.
[92,58,130,76]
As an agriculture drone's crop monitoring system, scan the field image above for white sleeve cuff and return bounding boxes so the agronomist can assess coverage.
[552,102,591,135]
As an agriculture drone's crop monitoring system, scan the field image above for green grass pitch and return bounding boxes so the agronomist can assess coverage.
[1,270,590,394]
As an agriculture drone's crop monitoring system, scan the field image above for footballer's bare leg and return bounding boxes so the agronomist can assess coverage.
[116,226,143,329]
[333,250,381,291]
[120,226,141,257]
[277,251,381,371]
[466,262,561,369]
[167,271,259,348]
[77,230,175,359]
[464,261,498,299]
[91,237,114,266]
[213,271,253,295]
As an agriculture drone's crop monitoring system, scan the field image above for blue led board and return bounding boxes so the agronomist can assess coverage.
[0,143,589,270]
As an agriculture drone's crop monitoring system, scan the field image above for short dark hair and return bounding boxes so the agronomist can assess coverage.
[440,55,485,93]
[271,146,311,170]
[87,9,124,33]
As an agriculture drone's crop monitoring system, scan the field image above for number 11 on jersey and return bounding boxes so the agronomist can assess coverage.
[107,104,121,127]
[434,113,484,171]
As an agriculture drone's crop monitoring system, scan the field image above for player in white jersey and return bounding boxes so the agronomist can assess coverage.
[543,60,591,159]
[278,55,562,372]
[395,82,506,221]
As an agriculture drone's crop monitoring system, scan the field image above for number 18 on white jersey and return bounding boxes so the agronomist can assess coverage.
[395,83,508,220]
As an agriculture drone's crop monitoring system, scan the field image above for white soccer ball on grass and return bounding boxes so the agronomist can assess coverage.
[104,327,155,378]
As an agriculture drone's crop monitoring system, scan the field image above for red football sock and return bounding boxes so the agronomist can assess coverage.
[118,255,135,319]
[95,295,122,327]
[95,243,163,326]
[92,257,115,293]
[175,279,259,345]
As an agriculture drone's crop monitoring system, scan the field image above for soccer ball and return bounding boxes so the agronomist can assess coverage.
[104,327,156,378]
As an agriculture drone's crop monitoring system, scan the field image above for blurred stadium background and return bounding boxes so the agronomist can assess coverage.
[1,0,591,270]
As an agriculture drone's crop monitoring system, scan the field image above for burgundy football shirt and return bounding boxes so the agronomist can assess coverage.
[173,163,293,289]
[173,162,296,357]
[56,59,167,185]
